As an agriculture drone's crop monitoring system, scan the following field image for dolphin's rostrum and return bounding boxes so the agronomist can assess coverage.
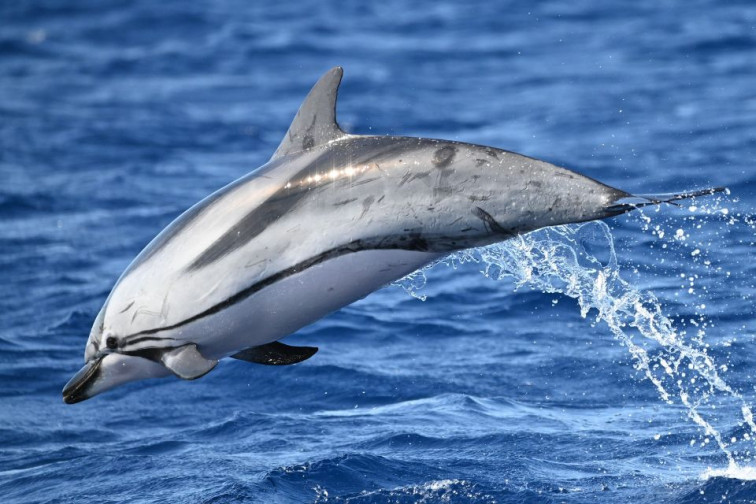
[63,67,722,403]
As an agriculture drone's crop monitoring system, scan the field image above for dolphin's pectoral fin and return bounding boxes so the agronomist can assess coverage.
[161,344,218,380]
[271,67,347,160]
[231,341,318,366]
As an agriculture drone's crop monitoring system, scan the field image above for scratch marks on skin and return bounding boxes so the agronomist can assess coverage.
[472,207,517,238]
[360,196,375,219]
[197,278,225,302]
[405,202,426,226]
[398,172,413,187]
[350,177,381,188]
[468,195,490,202]
[399,170,432,188]
[119,301,135,314]
[554,171,576,180]
[399,172,412,187]
[333,197,358,207]
[130,293,171,324]
[372,162,390,177]
[432,145,457,200]
[160,291,170,322]
[131,307,162,324]
[547,196,562,214]
[244,257,267,269]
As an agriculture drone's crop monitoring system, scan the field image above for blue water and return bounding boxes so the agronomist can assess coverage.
[2,1,756,502]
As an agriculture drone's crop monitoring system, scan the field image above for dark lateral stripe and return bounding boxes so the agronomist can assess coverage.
[185,136,426,273]
[126,242,369,339]
[185,147,339,272]
[126,136,458,277]
[122,232,465,341]
[122,167,273,276]
[123,335,175,347]
[186,188,312,271]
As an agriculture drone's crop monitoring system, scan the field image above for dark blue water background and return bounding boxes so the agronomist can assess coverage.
[2,1,755,502]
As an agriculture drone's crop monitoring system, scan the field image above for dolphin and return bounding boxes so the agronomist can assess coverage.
[62,67,721,403]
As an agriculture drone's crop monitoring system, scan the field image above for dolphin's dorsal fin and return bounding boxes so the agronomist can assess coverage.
[161,344,217,380]
[231,341,318,365]
[271,67,347,160]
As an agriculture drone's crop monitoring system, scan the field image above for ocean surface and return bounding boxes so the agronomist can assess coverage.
[2,1,755,502]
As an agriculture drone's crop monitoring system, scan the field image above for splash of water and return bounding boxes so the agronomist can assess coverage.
[394,195,756,473]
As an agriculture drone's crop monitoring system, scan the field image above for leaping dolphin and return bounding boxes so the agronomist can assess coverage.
[62,67,721,403]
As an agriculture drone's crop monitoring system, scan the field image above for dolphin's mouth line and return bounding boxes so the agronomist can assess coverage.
[62,356,103,404]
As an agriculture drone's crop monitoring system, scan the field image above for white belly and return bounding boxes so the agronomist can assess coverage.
[168,249,443,360]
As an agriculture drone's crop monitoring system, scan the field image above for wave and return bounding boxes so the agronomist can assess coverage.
[395,193,756,472]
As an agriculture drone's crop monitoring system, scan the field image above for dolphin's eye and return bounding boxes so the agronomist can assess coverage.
[106,336,118,350]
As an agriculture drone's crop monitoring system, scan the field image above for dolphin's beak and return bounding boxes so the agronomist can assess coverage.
[62,352,173,404]
[62,356,103,404]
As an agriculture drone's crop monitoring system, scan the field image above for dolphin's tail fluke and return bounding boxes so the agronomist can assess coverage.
[605,186,727,215]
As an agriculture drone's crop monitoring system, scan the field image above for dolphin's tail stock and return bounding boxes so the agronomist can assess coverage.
[604,186,727,216]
